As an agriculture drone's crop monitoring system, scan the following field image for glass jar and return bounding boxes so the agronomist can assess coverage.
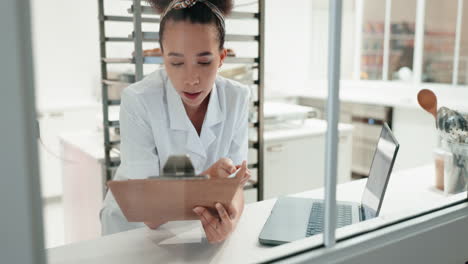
[440,140,468,194]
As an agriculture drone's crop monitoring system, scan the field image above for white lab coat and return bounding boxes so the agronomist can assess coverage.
[100,68,250,235]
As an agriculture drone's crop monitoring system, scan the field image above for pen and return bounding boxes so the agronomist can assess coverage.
[228,168,241,178]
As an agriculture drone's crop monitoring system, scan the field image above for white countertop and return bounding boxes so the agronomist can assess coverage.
[59,130,114,162]
[46,164,466,264]
[263,119,353,142]
[268,80,468,112]
[36,100,101,117]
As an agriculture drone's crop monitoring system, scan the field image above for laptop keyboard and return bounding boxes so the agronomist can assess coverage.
[306,203,353,237]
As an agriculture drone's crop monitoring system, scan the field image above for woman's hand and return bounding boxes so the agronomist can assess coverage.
[193,201,239,244]
[234,161,251,187]
[144,219,167,230]
[202,158,251,184]
[193,161,250,243]
[201,157,237,178]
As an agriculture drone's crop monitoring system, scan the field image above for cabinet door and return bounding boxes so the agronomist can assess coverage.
[38,108,99,198]
[61,141,103,244]
[264,135,325,199]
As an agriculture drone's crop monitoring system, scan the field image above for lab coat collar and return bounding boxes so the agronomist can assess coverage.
[166,77,224,131]
[165,75,224,159]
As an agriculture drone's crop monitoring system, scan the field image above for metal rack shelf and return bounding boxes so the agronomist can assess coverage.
[102,79,130,86]
[103,15,160,23]
[104,119,259,129]
[98,0,265,201]
[107,100,121,106]
[103,79,258,87]
[107,141,121,147]
[104,98,261,108]
[244,178,260,189]
[102,57,258,64]
[127,31,259,42]
[128,5,259,20]
[105,34,259,42]
[106,121,120,128]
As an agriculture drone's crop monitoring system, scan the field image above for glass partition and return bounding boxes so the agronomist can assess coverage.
[422,0,458,83]
[361,0,386,80]
[388,0,417,81]
[457,0,468,85]
[25,0,468,263]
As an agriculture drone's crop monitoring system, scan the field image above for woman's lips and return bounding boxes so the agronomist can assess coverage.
[183,91,202,100]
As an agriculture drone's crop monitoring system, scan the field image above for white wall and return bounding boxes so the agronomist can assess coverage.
[308,0,356,81]
[30,0,322,105]
[264,0,314,95]
[264,0,356,96]
[30,0,102,111]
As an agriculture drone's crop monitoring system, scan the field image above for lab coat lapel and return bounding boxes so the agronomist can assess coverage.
[166,78,188,131]
[200,84,224,149]
[165,77,207,159]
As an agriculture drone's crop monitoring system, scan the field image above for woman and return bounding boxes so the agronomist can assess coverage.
[101,0,252,244]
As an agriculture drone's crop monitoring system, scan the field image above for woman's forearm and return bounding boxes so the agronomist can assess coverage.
[233,187,245,217]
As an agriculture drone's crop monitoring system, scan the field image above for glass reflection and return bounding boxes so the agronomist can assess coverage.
[457,1,468,85]
[361,0,386,80]
[422,0,457,83]
[388,0,416,81]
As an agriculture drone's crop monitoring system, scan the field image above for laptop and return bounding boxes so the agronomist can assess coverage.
[259,123,399,245]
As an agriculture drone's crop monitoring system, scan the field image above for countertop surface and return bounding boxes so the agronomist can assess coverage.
[47,164,466,264]
[59,130,113,162]
[269,80,468,112]
[263,119,353,142]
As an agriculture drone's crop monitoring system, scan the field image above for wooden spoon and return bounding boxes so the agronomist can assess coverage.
[417,89,438,122]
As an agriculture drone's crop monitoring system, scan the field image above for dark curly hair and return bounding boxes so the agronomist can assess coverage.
[147,0,234,51]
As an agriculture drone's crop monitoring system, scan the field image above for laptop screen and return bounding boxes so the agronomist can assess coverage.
[360,123,399,219]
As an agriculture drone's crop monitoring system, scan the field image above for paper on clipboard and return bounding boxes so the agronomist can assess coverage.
[107,177,241,222]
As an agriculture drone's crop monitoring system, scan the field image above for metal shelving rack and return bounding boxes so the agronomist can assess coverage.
[98,0,265,201]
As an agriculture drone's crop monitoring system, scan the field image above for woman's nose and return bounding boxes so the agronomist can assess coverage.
[184,77,199,86]
[184,69,200,86]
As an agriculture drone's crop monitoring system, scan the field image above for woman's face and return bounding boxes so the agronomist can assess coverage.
[162,21,227,109]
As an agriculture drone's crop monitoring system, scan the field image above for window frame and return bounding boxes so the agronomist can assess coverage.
[0,0,46,263]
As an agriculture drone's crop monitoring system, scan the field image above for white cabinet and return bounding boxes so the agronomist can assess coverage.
[60,130,121,244]
[60,131,108,244]
[263,119,353,199]
[37,105,100,198]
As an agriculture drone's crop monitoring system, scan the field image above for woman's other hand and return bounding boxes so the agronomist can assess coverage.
[144,219,167,230]
[193,161,249,243]
[193,201,240,244]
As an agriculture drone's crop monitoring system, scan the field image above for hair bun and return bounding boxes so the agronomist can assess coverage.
[205,0,234,16]
[147,0,171,14]
[147,0,234,15]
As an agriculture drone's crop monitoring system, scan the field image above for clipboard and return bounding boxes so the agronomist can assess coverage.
[107,177,242,222]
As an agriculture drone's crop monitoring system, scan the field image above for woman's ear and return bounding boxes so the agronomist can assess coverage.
[219,48,227,68]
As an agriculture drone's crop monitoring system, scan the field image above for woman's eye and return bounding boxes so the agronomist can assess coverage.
[171,62,184,67]
[198,61,212,66]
